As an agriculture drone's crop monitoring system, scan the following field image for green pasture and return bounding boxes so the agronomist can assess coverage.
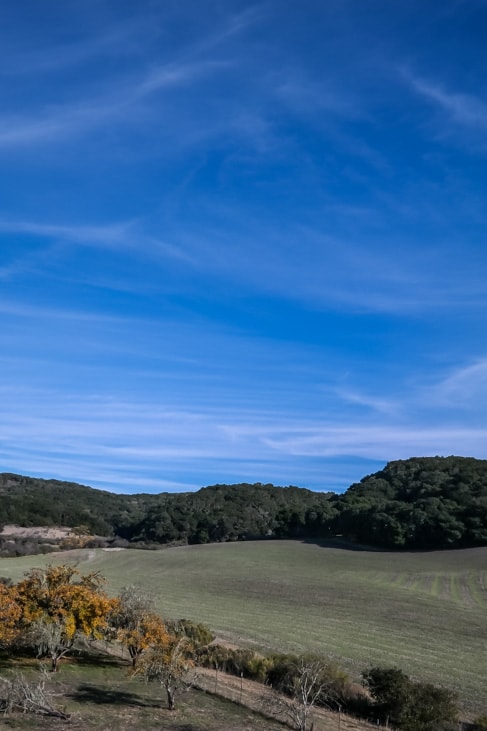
[1,541,486,713]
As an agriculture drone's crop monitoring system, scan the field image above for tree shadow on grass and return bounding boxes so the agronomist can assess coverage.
[301,537,384,552]
[0,648,127,672]
[0,650,41,671]
[68,683,161,708]
[70,649,127,668]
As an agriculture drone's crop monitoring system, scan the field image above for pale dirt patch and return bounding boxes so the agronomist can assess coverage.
[0,524,76,540]
[102,547,126,551]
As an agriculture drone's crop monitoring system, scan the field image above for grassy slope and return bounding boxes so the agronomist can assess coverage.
[1,541,486,713]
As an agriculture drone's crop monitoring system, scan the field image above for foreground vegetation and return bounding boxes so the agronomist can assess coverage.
[0,565,466,731]
[1,456,487,552]
[0,654,288,730]
[1,541,485,715]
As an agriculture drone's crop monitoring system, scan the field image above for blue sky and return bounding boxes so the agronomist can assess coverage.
[1,1,487,494]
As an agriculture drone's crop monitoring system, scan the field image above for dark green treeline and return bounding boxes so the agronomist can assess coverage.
[1,456,486,551]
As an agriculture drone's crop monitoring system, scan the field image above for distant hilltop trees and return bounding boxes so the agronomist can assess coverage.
[0,456,486,553]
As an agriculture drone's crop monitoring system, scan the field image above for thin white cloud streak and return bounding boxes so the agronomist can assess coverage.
[5,210,484,317]
[0,219,132,248]
[0,14,363,159]
[0,58,228,147]
[429,358,487,407]
[3,413,485,490]
[0,15,152,77]
[0,4,261,150]
[333,389,399,416]
[0,218,194,284]
[261,425,487,460]
[132,60,231,98]
[180,224,486,311]
[0,298,138,323]
[0,101,113,147]
[0,447,195,494]
[0,297,315,376]
[200,6,264,49]
[2,387,486,475]
[2,346,486,490]
[276,76,363,119]
[409,75,487,130]
[0,5,259,82]
[0,441,349,494]
[179,221,487,314]
[402,69,487,147]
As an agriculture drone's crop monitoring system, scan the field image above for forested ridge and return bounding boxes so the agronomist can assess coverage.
[1,456,486,551]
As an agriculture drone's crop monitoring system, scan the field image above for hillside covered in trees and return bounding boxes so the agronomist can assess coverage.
[1,456,486,552]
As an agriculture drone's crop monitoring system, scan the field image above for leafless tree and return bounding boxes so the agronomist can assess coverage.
[263,656,338,731]
[28,618,76,673]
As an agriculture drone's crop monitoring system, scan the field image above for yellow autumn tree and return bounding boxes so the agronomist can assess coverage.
[15,565,116,671]
[116,609,169,669]
[135,632,196,711]
[111,586,168,668]
[0,583,22,647]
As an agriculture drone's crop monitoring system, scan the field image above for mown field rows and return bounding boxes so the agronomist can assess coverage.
[1,541,486,714]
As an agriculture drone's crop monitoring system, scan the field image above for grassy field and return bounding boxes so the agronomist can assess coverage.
[1,541,486,714]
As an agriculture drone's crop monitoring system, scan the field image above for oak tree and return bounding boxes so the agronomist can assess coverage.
[135,634,196,711]
[15,565,115,671]
[0,583,22,647]
[111,586,167,668]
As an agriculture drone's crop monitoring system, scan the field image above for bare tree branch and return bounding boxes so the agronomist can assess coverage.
[0,670,70,719]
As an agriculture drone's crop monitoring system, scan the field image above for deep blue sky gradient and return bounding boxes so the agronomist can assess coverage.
[1,1,487,493]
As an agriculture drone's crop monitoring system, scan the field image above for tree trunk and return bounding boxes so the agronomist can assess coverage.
[166,686,175,711]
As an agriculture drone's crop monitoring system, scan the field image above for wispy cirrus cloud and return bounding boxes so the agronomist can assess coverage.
[0,4,262,151]
[429,358,487,408]
[0,21,143,77]
[276,75,364,119]
[404,71,487,133]
[333,388,399,416]
[0,59,227,147]
[0,4,260,82]
[202,5,264,48]
[261,424,487,460]
[0,219,133,247]
[177,216,487,314]
[2,382,486,493]
[2,206,486,316]
[0,217,194,284]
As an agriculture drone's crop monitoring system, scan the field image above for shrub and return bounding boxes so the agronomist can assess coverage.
[167,619,214,648]
[363,667,457,731]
